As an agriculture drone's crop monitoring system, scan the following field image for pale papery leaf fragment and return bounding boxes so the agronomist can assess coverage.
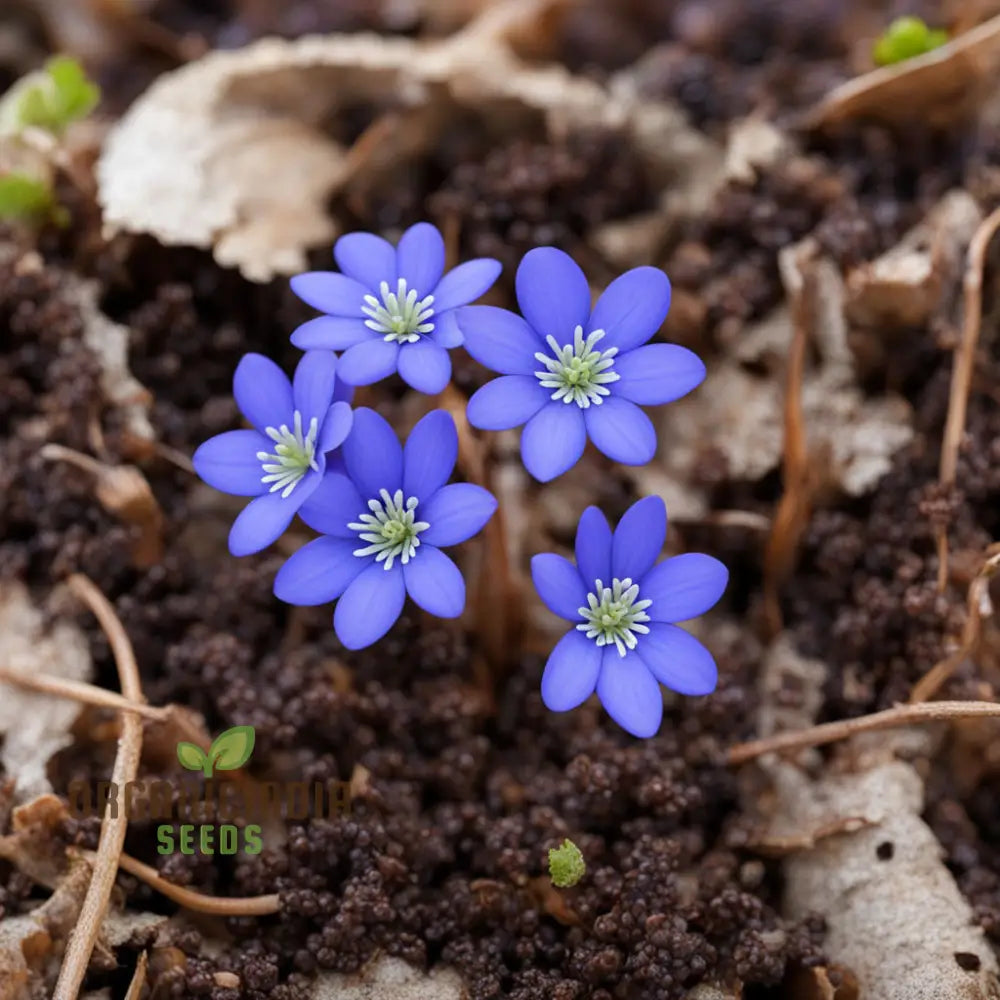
[97,11,720,282]
[0,582,92,800]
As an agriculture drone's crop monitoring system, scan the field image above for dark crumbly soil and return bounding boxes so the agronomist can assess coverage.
[4,0,1000,997]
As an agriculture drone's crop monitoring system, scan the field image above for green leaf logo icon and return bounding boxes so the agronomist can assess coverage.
[176,725,255,778]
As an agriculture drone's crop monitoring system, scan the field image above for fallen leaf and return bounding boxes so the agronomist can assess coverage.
[0,582,93,800]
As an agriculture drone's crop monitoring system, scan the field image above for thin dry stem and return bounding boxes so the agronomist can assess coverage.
[911,544,1000,702]
[53,575,145,1000]
[108,850,281,915]
[728,700,1000,765]
[0,664,168,722]
[762,261,813,637]
[936,206,1000,590]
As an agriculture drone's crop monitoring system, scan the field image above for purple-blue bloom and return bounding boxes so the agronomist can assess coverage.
[274,407,498,650]
[289,222,502,395]
[460,248,706,482]
[192,351,352,558]
[531,496,727,738]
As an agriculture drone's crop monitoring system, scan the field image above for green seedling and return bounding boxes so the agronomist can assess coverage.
[873,16,948,67]
[0,172,66,226]
[2,55,100,135]
[548,838,586,888]
[177,725,256,778]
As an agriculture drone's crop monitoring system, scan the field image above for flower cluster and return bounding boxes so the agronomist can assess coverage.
[193,221,727,737]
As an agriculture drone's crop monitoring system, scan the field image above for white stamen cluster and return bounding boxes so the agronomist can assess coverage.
[577,577,652,656]
[535,325,620,408]
[349,488,429,570]
[362,278,435,344]
[257,412,320,498]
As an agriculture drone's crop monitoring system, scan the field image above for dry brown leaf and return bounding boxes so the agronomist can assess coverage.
[98,6,719,282]
[0,861,91,1000]
[808,12,1000,129]
[846,191,982,330]
[631,248,913,518]
[311,956,466,1000]
[747,635,1000,999]
[0,794,70,889]
[0,582,92,800]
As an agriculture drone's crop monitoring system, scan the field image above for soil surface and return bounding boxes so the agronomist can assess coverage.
[3,1,1000,998]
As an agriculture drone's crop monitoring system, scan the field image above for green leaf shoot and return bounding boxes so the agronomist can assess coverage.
[873,16,949,67]
[0,172,66,226]
[208,725,256,773]
[548,838,585,888]
[176,741,209,773]
[2,55,100,136]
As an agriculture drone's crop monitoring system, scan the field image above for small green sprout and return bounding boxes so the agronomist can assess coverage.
[548,838,585,888]
[0,56,100,136]
[873,16,949,67]
[0,172,67,226]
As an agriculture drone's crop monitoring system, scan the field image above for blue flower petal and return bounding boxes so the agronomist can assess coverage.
[458,305,541,374]
[334,562,406,649]
[403,545,465,618]
[338,339,400,386]
[291,316,373,351]
[292,350,338,422]
[228,492,297,557]
[430,310,464,348]
[587,267,671,353]
[334,231,396,290]
[318,400,353,454]
[635,624,718,696]
[297,472,364,537]
[193,430,267,497]
[515,247,591,344]
[233,353,293,433]
[575,506,612,587]
[467,375,549,431]
[343,407,403,499]
[540,629,602,712]
[333,379,354,405]
[290,272,369,316]
[640,553,728,622]
[403,410,456,500]
[612,496,666,582]
[521,402,586,482]
[612,344,705,406]
[431,259,502,312]
[420,483,497,547]
[396,222,445,295]
[397,339,451,394]
[584,397,657,466]
[274,536,365,606]
[530,553,587,621]
[596,648,663,737]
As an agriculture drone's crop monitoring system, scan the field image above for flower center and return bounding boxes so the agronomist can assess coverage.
[256,411,320,498]
[576,577,652,657]
[534,326,620,408]
[349,488,430,570]
[362,278,435,344]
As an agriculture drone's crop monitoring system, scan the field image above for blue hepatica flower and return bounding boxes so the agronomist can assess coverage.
[290,222,502,395]
[274,407,498,650]
[461,248,706,482]
[192,351,352,557]
[531,496,728,737]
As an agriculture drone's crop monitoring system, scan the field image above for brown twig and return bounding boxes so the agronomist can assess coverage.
[727,700,1000,765]
[936,206,1000,591]
[108,850,280,915]
[911,544,1000,702]
[53,575,145,1000]
[0,665,168,722]
[762,261,814,637]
